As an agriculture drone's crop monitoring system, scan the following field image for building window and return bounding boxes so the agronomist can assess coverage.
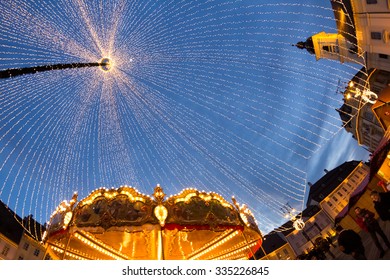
[371,32,382,40]
[374,129,384,136]
[322,45,339,53]
[375,72,389,85]
[317,220,325,228]
[1,246,10,256]
[332,196,338,202]
[372,84,383,93]
[33,249,40,257]
[379,54,388,59]
[323,46,332,52]
[23,243,29,251]
[366,0,377,3]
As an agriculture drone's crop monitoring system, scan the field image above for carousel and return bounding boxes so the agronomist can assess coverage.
[42,185,262,260]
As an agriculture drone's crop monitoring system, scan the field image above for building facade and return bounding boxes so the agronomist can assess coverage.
[256,161,370,259]
[296,0,390,72]
[0,200,47,260]
[338,68,388,152]
[281,206,335,257]
[15,234,47,260]
[352,0,390,72]
[296,1,390,152]
[319,162,370,221]
[0,233,19,260]
[0,201,23,260]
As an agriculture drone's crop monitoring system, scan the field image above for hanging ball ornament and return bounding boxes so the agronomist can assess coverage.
[293,218,305,231]
[99,57,112,72]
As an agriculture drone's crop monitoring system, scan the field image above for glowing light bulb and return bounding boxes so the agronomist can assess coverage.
[100,57,112,72]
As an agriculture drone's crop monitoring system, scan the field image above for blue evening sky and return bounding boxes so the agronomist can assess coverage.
[0,0,370,234]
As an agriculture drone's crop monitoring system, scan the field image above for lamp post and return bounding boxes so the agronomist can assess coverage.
[0,59,111,79]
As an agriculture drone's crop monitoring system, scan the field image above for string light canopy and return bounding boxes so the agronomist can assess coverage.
[0,0,371,238]
[43,185,262,260]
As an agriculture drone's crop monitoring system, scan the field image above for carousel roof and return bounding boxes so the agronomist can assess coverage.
[43,185,262,260]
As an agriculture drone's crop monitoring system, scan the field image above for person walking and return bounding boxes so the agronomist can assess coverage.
[354,207,390,258]
[370,190,390,221]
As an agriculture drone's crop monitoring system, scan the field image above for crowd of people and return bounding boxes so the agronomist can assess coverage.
[296,189,390,260]
[337,190,390,259]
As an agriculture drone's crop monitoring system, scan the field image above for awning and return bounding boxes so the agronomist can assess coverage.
[369,137,390,179]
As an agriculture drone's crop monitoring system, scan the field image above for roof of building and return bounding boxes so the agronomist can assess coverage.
[306,161,361,206]
[295,0,357,56]
[0,200,23,244]
[253,232,287,259]
[22,215,46,241]
[294,37,315,54]
[0,200,46,244]
[337,103,353,126]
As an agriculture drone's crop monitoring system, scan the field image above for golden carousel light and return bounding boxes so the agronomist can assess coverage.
[188,230,238,260]
[63,211,72,228]
[44,185,262,260]
[154,205,168,226]
[153,184,165,203]
[153,184,168,226]
[70,192,78,206]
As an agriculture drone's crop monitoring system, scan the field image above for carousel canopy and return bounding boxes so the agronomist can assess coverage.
[43,185,262,260]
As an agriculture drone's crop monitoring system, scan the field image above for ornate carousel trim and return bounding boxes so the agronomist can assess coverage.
[43,185,262,260]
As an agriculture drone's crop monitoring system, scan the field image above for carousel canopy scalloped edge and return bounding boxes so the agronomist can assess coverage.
[43,185,261,241]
